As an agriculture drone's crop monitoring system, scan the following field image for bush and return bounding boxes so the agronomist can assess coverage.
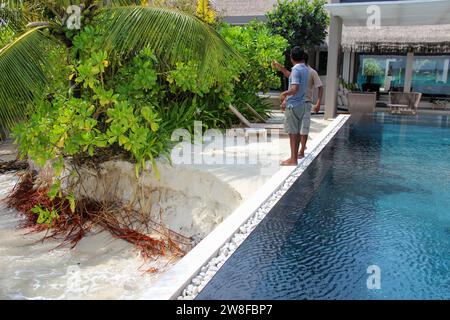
[219,21,288,118]
[266,0,329,50]
[14,17,288,199]
[14,24,238,181]
[220,21,287,92]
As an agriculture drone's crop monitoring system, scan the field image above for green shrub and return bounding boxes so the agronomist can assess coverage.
[13,23,239,181]
[14,16,288,202]
[220,21,287,93]
[219,21,288,119]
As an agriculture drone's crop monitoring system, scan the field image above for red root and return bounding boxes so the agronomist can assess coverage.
[6,172,191,258]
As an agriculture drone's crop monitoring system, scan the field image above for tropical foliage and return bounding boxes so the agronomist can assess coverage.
[2,0,287,231]
[219,21,288,115]
[220,21,287,93]
[0,0,238,136]
[266,0,329,50]
[11,13,239,181]
[14,21,286,182]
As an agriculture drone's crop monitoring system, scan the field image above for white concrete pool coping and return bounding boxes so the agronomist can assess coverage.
[141,114,351,300]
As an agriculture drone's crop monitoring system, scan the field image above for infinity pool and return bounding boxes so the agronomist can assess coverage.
[197,113,450,300]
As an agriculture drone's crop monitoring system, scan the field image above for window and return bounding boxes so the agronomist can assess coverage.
[356,55,406,93]
[412,56,450,96]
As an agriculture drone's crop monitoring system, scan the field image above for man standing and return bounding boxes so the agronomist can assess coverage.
[275,47,309,166]
[273,52,323,159]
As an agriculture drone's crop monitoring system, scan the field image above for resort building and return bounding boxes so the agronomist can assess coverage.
[217,0,450,117]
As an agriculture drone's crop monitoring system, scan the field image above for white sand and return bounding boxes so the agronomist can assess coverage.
[0,115,332,299]
[189,115,331,199]
[63,160,242,240]
[0,173,177,299]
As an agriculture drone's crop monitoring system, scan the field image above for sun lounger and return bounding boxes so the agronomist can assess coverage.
[388,92,422,115]
[347,92,377,114]
[228,104,285,130]
[244,103,267,123]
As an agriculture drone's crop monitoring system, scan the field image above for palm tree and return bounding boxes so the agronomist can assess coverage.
[0,0,238,135]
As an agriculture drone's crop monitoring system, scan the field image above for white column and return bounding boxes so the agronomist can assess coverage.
[442,58,449,83]
[404,51,414,93]
[324,15,343,120]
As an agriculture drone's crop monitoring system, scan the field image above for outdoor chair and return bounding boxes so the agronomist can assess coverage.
[431,99,449,110]
[228,105,285,130]
[388,92,422,115]
[244,103,267,123]
[347,92,377,114]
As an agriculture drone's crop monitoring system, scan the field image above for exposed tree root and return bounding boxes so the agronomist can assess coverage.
[6,172,192,260]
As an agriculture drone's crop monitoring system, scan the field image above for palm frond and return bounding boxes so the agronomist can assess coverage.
[0,3,27,31]
[103,6,241,80]
[0,27,51,135]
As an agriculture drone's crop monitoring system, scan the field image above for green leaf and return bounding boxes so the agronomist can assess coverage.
[47,180,61,201]
[118,135,128,146]
[0,27,53,135]
[67,194,76,213]
[103,6,242,82]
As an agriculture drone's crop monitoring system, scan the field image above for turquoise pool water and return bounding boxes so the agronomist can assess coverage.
[197,113,450,300]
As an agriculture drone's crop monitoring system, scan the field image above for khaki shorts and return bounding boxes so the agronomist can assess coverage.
[284,102,311,135]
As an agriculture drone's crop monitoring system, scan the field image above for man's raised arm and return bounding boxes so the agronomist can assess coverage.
[272,60,291,78]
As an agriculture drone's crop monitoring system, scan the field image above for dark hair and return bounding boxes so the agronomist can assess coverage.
[290,46,307,63]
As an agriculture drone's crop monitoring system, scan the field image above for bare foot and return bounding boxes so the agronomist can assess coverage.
[298,153,305,159]
[280,159,298,166]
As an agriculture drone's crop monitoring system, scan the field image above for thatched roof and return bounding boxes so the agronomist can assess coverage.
[340,25,450,53]
[215,0,277,17]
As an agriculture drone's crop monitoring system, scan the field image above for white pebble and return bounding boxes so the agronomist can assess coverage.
[219,247,229,256]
